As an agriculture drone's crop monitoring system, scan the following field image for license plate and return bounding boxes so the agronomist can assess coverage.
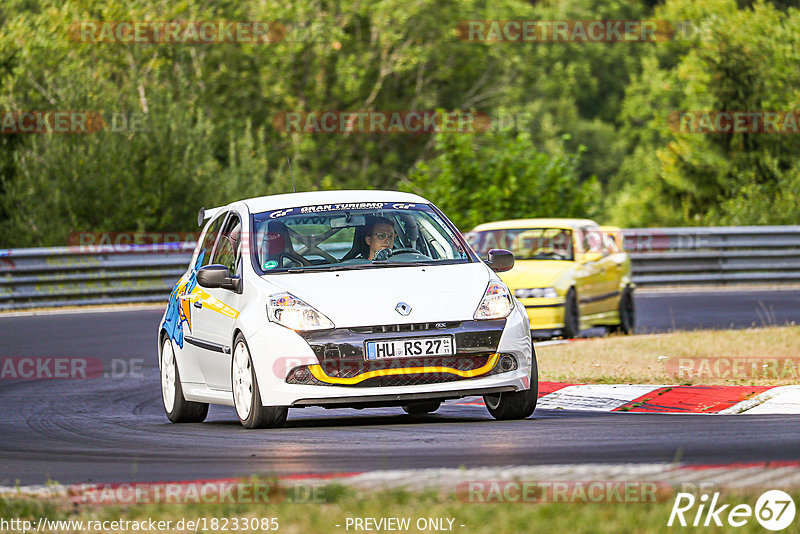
[365,336,455,360]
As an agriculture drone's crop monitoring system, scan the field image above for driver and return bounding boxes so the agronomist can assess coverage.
[363,217,398,260]
[552,229,572,256]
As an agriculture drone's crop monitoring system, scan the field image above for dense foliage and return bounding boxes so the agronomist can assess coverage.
[0,0,797,246]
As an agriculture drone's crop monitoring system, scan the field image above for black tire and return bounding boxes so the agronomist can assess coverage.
[232,333,288,429]
[160,335,208,423]
[609,287,635,335]
[562,288,580,339]
[484,349,538,420]
[402,401,442,415]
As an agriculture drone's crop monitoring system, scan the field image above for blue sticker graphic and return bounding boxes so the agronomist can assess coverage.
[161,252,204,348]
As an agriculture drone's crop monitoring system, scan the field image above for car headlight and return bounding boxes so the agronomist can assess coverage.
[474,281,514,320]
[267,292,334,331]
[514,287,558,299]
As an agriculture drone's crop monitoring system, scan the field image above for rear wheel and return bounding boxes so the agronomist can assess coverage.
[562,288,580,339]
[232,334,288,429]
[402,401,442,415]
[484,350,538,420]
[161,336,208,423]
[609,287,635,335]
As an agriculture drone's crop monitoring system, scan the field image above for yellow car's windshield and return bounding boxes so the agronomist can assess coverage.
[466,228,574,261]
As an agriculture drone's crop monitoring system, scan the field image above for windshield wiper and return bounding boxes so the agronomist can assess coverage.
[284,264,371,273]
[281,262,430,273]
[369,261,431,267]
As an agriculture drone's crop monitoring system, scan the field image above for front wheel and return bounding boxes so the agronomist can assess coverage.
[231,334,288,429]
[609,287,635,335]
[161,336,208,423]
[562,288,580,339]
[484,350,538,420]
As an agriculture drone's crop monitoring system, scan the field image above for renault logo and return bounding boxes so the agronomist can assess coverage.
[395,302,412,316]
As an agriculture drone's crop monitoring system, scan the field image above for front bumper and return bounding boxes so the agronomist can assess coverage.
[520,297,566,330]
[248,304,533,407]
[293,320,508,387]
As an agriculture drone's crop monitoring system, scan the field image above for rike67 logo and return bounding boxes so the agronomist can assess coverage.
[668,490,796,531]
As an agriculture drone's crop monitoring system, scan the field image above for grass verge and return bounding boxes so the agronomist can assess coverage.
[1,484,797,534]
[536,326,800,385]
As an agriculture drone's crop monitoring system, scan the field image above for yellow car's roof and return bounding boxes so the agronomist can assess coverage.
[598,225,621,232]
[471,218,599,232]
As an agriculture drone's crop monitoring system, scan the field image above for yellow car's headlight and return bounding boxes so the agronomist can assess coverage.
[514,287,558,299]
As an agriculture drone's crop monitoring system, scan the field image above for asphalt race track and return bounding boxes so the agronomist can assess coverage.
[1,289,799,486]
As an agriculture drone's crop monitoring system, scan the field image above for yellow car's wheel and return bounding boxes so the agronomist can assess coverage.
[562,288,579,339]
[609,287,635,335]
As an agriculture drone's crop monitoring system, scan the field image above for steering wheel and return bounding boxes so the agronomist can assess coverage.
[388,247,425,257]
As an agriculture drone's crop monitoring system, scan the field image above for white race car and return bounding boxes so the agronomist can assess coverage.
[158,190,536,428]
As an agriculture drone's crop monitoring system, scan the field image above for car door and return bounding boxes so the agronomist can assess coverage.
[178,212,225,384]
[190,211,244,391]
[574,227,606,318]
[587,227,618,315]
[601,228,625,306]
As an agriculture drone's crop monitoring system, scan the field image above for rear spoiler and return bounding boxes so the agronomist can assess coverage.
[197,206,224,227]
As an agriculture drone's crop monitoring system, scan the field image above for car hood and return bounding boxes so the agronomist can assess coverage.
[498,259,574,289]
[261,262,492,327]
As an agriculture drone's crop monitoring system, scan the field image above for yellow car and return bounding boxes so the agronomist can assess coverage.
[465,219,635,339]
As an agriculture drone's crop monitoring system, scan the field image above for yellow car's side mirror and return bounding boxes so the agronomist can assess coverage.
[579,251,603,263]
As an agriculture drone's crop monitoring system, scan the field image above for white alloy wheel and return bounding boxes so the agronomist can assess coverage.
[161,338,176,413]
[233,341,253,421]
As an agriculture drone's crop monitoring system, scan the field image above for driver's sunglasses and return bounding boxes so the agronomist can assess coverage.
[372,232,397,241]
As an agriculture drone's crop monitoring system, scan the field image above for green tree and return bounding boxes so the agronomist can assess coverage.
[404,130,600,232]
[609,0,800,226]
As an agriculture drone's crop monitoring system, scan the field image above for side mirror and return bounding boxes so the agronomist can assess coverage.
[196,264,242,292]
[580,251,603,264]
[486,249,514,272]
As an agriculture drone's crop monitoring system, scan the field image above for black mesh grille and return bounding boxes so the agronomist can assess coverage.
[317,354,491,379]
[355,372,471,388]
[287,352,519,388]
[349,322,461,334]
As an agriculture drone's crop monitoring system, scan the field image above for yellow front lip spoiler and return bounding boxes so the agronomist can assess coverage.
[307,353,501,386]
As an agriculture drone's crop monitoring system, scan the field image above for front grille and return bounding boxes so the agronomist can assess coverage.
[356,372,468,388]
[286,353,519,387]
[349,322,461,334]
[300,319,506,362]
[319,354,491,379]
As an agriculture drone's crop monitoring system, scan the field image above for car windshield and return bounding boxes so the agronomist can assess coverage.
[466,228,575,261]
[251,203,471,273]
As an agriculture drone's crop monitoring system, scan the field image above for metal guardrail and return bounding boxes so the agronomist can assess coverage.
[622,226,800,286]
[0,244,194,311]
[1,225,799,310]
